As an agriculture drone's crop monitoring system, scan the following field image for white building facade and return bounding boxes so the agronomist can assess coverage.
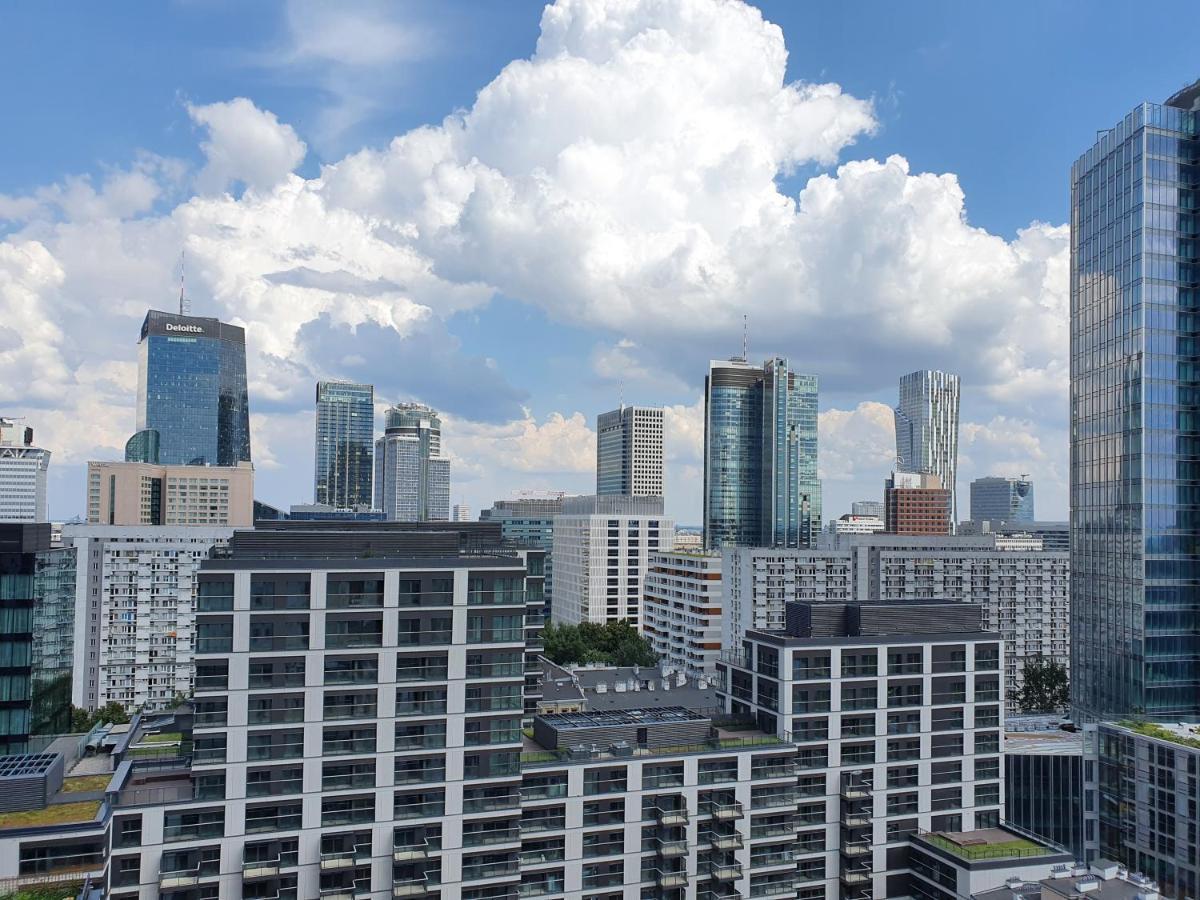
[374,403,450,521]
[596,405,665,498]
[0,418,50,522]
[894,369,961,524]
[642,551,723,679]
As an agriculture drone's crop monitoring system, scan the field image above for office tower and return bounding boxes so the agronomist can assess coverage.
[551,494,674,626]
[703,357,821,550]
[63,524,233,710]
[452,504,471,522]
[85,460,254,526]
[716,600,1006,897]
[374,402,450,521]
[894,369,960,522]
[133,309,251,467]
[851,499,884,518]
[885,471,952,535]
[313,381,374,510]
[0,419,50,522]
[642,550,723,678]
[1071,79,1200,721]
[970,475,1035,524]
[596,405,664,497]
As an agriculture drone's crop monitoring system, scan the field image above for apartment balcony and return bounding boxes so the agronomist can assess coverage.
[242,857,281,880]
[704,799,744,821]
[393,839,438,862]
[708,830,744,851]
[319,845,371,871]
[708,862,743,882]
[319,882,372,900]
[159,861,218,890]
[656,837,689,858]
[840,809,871,829]
[655,804,689,827]
[841,840,871,857]
[839,780,873,801]
[392,877,433,898]
[653,868,689,889]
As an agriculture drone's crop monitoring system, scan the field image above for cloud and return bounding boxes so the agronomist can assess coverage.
[818,401,896,483]
[188,98,307,194]
[448,410,596,478]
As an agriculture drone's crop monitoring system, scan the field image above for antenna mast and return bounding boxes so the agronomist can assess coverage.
[178,250,190,316]
[742,314,748,361]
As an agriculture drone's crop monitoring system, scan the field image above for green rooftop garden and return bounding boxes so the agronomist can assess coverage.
[0,800,101,830]
[140,731,183,744]
[922,832,1048,860]
[59,775,111,794]
[1119,720,1200,750]
[0,884,85,900]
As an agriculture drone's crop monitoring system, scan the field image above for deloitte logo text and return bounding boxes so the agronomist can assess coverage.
[165,323,205,334]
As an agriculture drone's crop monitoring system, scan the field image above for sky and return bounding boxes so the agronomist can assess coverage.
[1,0,1196,526]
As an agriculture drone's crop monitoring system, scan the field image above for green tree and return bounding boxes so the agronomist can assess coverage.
[70,701,131,733]
[542,620,658,668]
[1015,656,1069,712]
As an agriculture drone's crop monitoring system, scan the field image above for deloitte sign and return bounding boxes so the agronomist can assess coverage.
[165,323,205,334]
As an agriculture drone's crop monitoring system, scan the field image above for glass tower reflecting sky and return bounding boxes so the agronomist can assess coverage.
[894,369,960,524]
[314,381,374,509]
[703,357,820,549]
[969,476,1034,524]
[1070,80,1200,720]
[135,309,251,467]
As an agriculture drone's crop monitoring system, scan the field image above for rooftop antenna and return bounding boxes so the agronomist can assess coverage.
[619,379,625,412]
[742,314,748,361]
[178,250,190,316]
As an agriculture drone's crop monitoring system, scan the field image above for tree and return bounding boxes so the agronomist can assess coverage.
[70,701,131,733]
[1015,656,1069,712]
[542,620,658,668]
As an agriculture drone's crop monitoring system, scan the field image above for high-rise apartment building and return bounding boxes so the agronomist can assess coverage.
[131,309,251,467]
[86,460,253,526]
[0,419,50,522]
[885,471,952,535]
[551,494,674,627]
[642,551,723,679]
[1071,78,1200,721]
[596,405,664,497]
[704,357,820,550]
[894,369,960,523]
[374,403,450,521]
[313,381,374,510]
[970,476,1035,524]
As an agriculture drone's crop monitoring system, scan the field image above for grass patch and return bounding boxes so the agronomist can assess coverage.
[924,833,1046,860]
[0,883,85,900]
[141,732,182,744]
[0,800,101,830]
[1120,720,1200,750]
[59,775,111,793]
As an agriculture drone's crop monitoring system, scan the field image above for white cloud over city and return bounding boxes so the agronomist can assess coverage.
[0,0,1069,523]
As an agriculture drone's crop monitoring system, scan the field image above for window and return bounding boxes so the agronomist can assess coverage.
[325,656,378,684]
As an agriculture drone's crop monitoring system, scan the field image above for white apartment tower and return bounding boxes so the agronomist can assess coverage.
[596,405,664,498]
[374,403,451,521]
[642,551,723,679]
[0,418,50,522]
[894,369,961,524]
[552,494,674,627]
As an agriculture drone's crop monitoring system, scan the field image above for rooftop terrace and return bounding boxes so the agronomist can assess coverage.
[1115,719,1200,750]
[916,825,1066,862]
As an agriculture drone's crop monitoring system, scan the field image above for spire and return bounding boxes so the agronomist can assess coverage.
[178,250,190,316]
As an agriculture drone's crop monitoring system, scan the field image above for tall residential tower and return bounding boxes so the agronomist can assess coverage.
[0,419,50,522]
[894,369,960,523]
[374,402,450,521]
[313,381,374,509]
[595,405,664,497]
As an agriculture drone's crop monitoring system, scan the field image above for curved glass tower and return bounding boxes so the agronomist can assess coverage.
[894,369,961,524]
[314,381,374,509]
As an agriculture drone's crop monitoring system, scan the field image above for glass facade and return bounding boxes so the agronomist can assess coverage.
[314,381,374,509]
[135,310,251,467]
[894,370,961,523]
[31,545,73,738]
[969,476,1034,524]
[703,357,820,549]
[1004,748,1085,859]
[1070,86,1200,720]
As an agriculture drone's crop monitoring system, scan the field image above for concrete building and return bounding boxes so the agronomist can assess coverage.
[960,519,1070,552]
[85,460,254,527]
[596,405,664,498]
[717,600,1006,898]
[834,514,886,537]
[969,476,1034,525]
[642,551,723,679]
[374,403,450,522]
[894,369,961,524]
[0,419,50,523]
[673,531,703,551]
[480,493,579,619]
[885,471,952,535]
[63,525,233,711]
[551,495,674,627]
[313,381,374,510]
[451,504,471,522]
[852,500,885,519]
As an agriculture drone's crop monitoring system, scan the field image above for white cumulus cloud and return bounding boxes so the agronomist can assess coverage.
[188,98,307,194]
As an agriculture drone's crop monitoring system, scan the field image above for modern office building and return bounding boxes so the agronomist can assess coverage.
[969,476,1035,525]
[451,504,471,522]
[959,519,1070,552]
[131,309,251,467]
[1070,79,1200,721]
[717,600,1006,898]
[703,357,820,550]
[374,402,450,521]
[63,524,233,710]
[1003,725,1090,861]
[551,494,674,627]
[480,493,577,617]
[85,460,254,527]
[642,551,723,679]
[885,471,952,535]
[313,381,374,510]
[596,405,665,498]
[852,500,885,519]
[0,419,50,523]
[30,544,75,740]
[894,369,961,523]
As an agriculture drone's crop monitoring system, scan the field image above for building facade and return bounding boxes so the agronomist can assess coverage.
[1070,79,1200,721]
[894,369,961,524]
[596,405,665,498]
[133,309,251,467]
[374,403,450,522]
[1003,727,1090,861]
[703,357,820,550]
[885,472,952,535]
[480,494,577,618]
[86,460,254,527]
[313,381,374,510]
[550,495,674,627]
[642,551,723,679]
[851,500,885,519]
[0,420,50,523]
[969,476,1034,525]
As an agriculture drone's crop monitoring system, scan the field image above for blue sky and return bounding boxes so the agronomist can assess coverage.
[1,0,1196,525]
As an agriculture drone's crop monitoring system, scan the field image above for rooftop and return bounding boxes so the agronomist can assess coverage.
[916,825,1067,863]
[0,799,102,830]
[975,860,1162,900]
[1004,729,1084,756]
[1113,719,1200,750]
[539,706,705,731]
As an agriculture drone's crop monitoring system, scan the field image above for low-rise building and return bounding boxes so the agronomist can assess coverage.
[643,551,723,678]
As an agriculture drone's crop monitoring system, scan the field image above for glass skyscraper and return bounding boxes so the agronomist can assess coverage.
[969,476,1035,524]
[703,357,821,549]
[596,405,664,497]
[134,309,251,467]
[894,369,961,524]
[314,381,374,509]
[1070,79,1200,720]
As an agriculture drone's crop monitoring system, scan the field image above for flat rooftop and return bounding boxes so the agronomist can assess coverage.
[916,825,1069,864]
[1113,720,1200,750]
[539,706,706,731]
[1004,729,1084,756]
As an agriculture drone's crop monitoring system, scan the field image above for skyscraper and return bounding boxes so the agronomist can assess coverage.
[1071,79,1200,720]
[970,475,1035,524]
[133,309,251,467]
[313,381,374,509]
[0,419,49,522]
[595,405,664,497]
[374,402,450,521]
[703,357,820,549]
[894,369,960,523]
